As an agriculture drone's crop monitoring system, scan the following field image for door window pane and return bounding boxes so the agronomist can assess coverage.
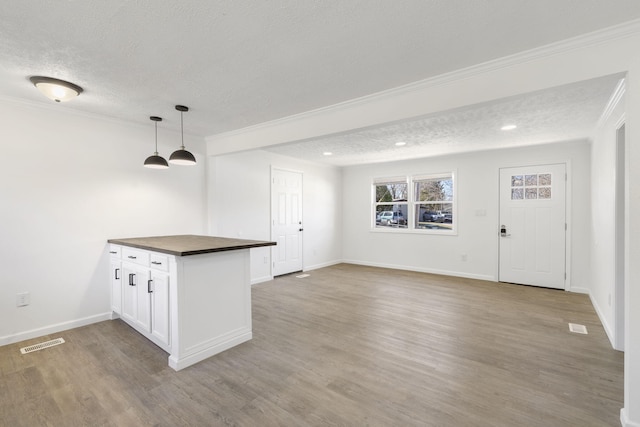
[511,188,524,200]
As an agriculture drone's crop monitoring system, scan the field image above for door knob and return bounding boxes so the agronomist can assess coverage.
[500,225,511,237]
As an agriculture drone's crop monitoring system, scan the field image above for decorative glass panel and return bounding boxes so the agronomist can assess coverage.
[511,175,524,187]
[539,174,551,186]
[525,175,537,186]
[525,188,537,199]
[539,187,551,199]
[511,188,524,200]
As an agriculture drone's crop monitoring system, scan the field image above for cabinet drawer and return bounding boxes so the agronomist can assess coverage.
[150,253,169,272]
[122,247,149,266]
[109,244,121,258]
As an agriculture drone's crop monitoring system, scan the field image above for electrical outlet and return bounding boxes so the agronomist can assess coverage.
[460,253,467,262]
[16,292,30,307]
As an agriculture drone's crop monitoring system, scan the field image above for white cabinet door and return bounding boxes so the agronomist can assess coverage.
[122,264,138,324]
[150,270,170,347]
[135,267,151,333]
[110,259,122,314]
[121,263,150,330]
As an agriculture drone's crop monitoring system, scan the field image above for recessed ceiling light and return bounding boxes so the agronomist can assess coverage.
[323,152,333,156]
[395,141,407,146]
[501,124,517,131]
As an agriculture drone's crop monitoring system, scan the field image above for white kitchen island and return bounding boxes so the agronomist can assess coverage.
[107,235,276,371]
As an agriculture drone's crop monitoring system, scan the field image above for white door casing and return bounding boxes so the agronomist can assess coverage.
[271,168,303,276]
[499,164,566,289]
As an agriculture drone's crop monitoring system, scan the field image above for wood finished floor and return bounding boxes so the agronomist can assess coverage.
[0,264,623,426]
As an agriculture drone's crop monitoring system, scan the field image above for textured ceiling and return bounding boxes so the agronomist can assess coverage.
[265,74,624,166]
[0,1,638,159]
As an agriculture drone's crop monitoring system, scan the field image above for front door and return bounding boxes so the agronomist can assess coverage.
[271,168,303,276]
[499,164,566,289]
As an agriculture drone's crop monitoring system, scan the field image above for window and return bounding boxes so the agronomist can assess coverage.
[372,172,455,233]
[413,174,453,231]
[373,177,408,228]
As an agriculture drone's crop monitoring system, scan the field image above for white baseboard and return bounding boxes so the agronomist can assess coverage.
[251,275,273,285]
[621,408,640,427]
[303,259,343,272]
[589,292,615,348]
[0,312,112,347]
[569,286,590,294]
[168,331,252,371]
[341,259,495,282]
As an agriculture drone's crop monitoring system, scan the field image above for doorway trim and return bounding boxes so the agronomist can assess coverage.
[614,120,626,351]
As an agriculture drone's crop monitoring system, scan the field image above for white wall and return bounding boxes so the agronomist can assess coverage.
[0,99,207,345]
[590,86,626,349]
[208,150,343,283]
[342,142,591,289]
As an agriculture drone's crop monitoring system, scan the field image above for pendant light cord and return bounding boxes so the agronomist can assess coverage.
[155,120,159,153]
[180,110,185,149]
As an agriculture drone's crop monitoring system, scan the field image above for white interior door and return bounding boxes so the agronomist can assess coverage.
[271,168,303,276]
[499,164,566,289]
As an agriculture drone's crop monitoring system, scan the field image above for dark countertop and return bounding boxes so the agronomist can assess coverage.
[108,234,276,256]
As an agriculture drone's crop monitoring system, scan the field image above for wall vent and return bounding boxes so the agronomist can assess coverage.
[568,323,588,334]
[20,338,65,354]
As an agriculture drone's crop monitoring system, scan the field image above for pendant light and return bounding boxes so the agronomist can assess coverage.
[29,76,83,102]
[169,105,197,165]
[144,116,169,169]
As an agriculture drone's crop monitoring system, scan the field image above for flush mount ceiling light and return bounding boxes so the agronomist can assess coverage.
[144,116,169,169]
[501,124,517,131]
[169,105,197,165]
[29,76,83,102]
[323,152,333,156]
[395,141,407,146]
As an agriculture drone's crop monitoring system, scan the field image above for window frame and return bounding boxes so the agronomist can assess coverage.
[371,171,457,235]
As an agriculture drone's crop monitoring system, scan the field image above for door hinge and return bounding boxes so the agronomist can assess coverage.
[564,272,567,280]
[565,223,567,231]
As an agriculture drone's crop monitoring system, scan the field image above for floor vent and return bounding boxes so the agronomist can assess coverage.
[568,323,588,334]
[20,338,65,354]
[296,274,310,279]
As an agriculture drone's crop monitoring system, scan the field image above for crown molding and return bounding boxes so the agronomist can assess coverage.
[596,78,627,131]
[206,18,640,143]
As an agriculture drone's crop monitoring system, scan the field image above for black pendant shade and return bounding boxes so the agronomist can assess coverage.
[169,105,196,165]
[144,116,169,169]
